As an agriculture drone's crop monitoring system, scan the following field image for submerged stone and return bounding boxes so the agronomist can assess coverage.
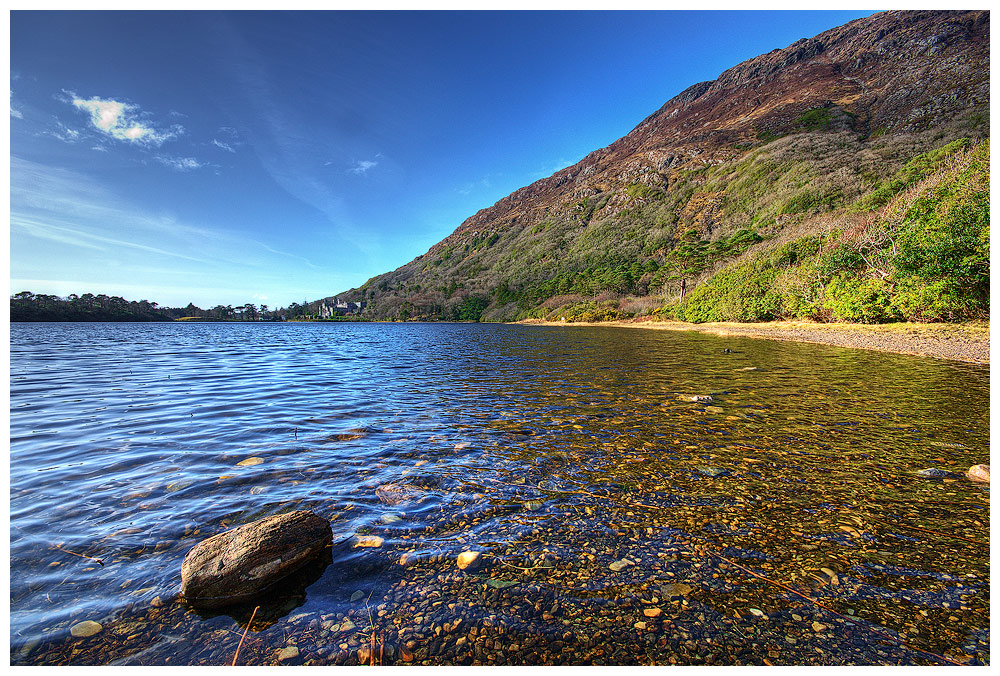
[277,646,299,661]
[236,457,265,467]
[457,550,482,570]
[609,558,635,572]
[375,482,422,506]
[967,464,990,483]
[662,583,693,598]
[916,467,960,479]
[70,620,102,638]
[351,535,384,548]
[180,510,331,609]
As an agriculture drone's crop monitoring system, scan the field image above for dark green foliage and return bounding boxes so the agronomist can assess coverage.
[455,295,490,321]
[11,292,174,322]
[671,139,989,324]
[675,259,784,322]
[825,141,988,321]
[625,183,666,201]
[794,106,834,131]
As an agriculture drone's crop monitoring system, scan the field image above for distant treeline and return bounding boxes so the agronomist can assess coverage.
[10,292,286,322]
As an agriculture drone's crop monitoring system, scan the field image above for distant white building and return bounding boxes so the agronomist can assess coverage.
[317,298,367,318]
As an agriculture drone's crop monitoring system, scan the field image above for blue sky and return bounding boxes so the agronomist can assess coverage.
[10,10,875,309]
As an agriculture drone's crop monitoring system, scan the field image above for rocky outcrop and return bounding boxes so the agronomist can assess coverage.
[180,510,332,609]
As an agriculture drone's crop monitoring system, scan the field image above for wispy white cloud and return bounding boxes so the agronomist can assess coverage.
[212,139,236,153]
[12,156,318,271]
[48,123,81,143]
[457,175,494,196]
[532,157,572,180]
[10,90,23,119]
[69,94,180,146]
[350,159,378,175]
[156,155,203,171]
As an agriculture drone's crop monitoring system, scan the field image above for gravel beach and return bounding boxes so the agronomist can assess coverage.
[519,319,990,364]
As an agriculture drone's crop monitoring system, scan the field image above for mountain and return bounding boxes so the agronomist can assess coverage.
[326,10,989,324]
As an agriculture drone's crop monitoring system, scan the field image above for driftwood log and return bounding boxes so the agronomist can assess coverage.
[180,510,332,608]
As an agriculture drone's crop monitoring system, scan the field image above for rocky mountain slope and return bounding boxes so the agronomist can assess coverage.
[321,10,989,323]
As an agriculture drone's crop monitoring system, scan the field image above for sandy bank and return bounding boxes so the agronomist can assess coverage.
[517,318,990,364]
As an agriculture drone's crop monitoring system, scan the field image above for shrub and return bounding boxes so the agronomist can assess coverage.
[822,274,898,322]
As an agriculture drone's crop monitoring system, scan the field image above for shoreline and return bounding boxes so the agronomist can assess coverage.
[516,318,990,364]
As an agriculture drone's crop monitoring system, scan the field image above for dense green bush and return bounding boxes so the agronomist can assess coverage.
[822,275,898,322]
[675,259,784,322]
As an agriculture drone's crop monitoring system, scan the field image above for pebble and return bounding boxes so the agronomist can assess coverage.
[149,596,164,608]
[916,467,957,478]
[812,622,827,632]
[70,621,102,638]
[643,608,663,618]
[457,551,482,570]
[634,621,647,630]
[277,646,299,661]
[352,535,384,548]
[609,559,634,572]
[662,583,692,597]
[236,457,264,467]
[350,590,365,602]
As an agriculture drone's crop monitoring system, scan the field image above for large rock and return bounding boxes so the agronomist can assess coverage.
[966,464,990,483]
[180,510,331,608]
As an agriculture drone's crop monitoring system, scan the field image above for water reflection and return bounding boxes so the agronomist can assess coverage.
[10,322,989,665]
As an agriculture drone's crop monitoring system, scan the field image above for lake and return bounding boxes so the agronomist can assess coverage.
[9,321,990,665]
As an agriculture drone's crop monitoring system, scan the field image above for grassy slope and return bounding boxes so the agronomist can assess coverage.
[345,124,988,325]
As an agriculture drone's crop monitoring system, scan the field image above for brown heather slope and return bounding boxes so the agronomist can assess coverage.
[323,10,988,322]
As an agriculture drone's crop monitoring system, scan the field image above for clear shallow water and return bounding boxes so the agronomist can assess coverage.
[9,322,990,665]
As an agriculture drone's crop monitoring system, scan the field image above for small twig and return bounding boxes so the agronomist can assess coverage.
[54,544,104,567]
[711,552,964,666]
[603,491,968,666]
[232,605,259,666]
[495,558,547,572]
[366,586,377,666]
[883,521,982,545]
